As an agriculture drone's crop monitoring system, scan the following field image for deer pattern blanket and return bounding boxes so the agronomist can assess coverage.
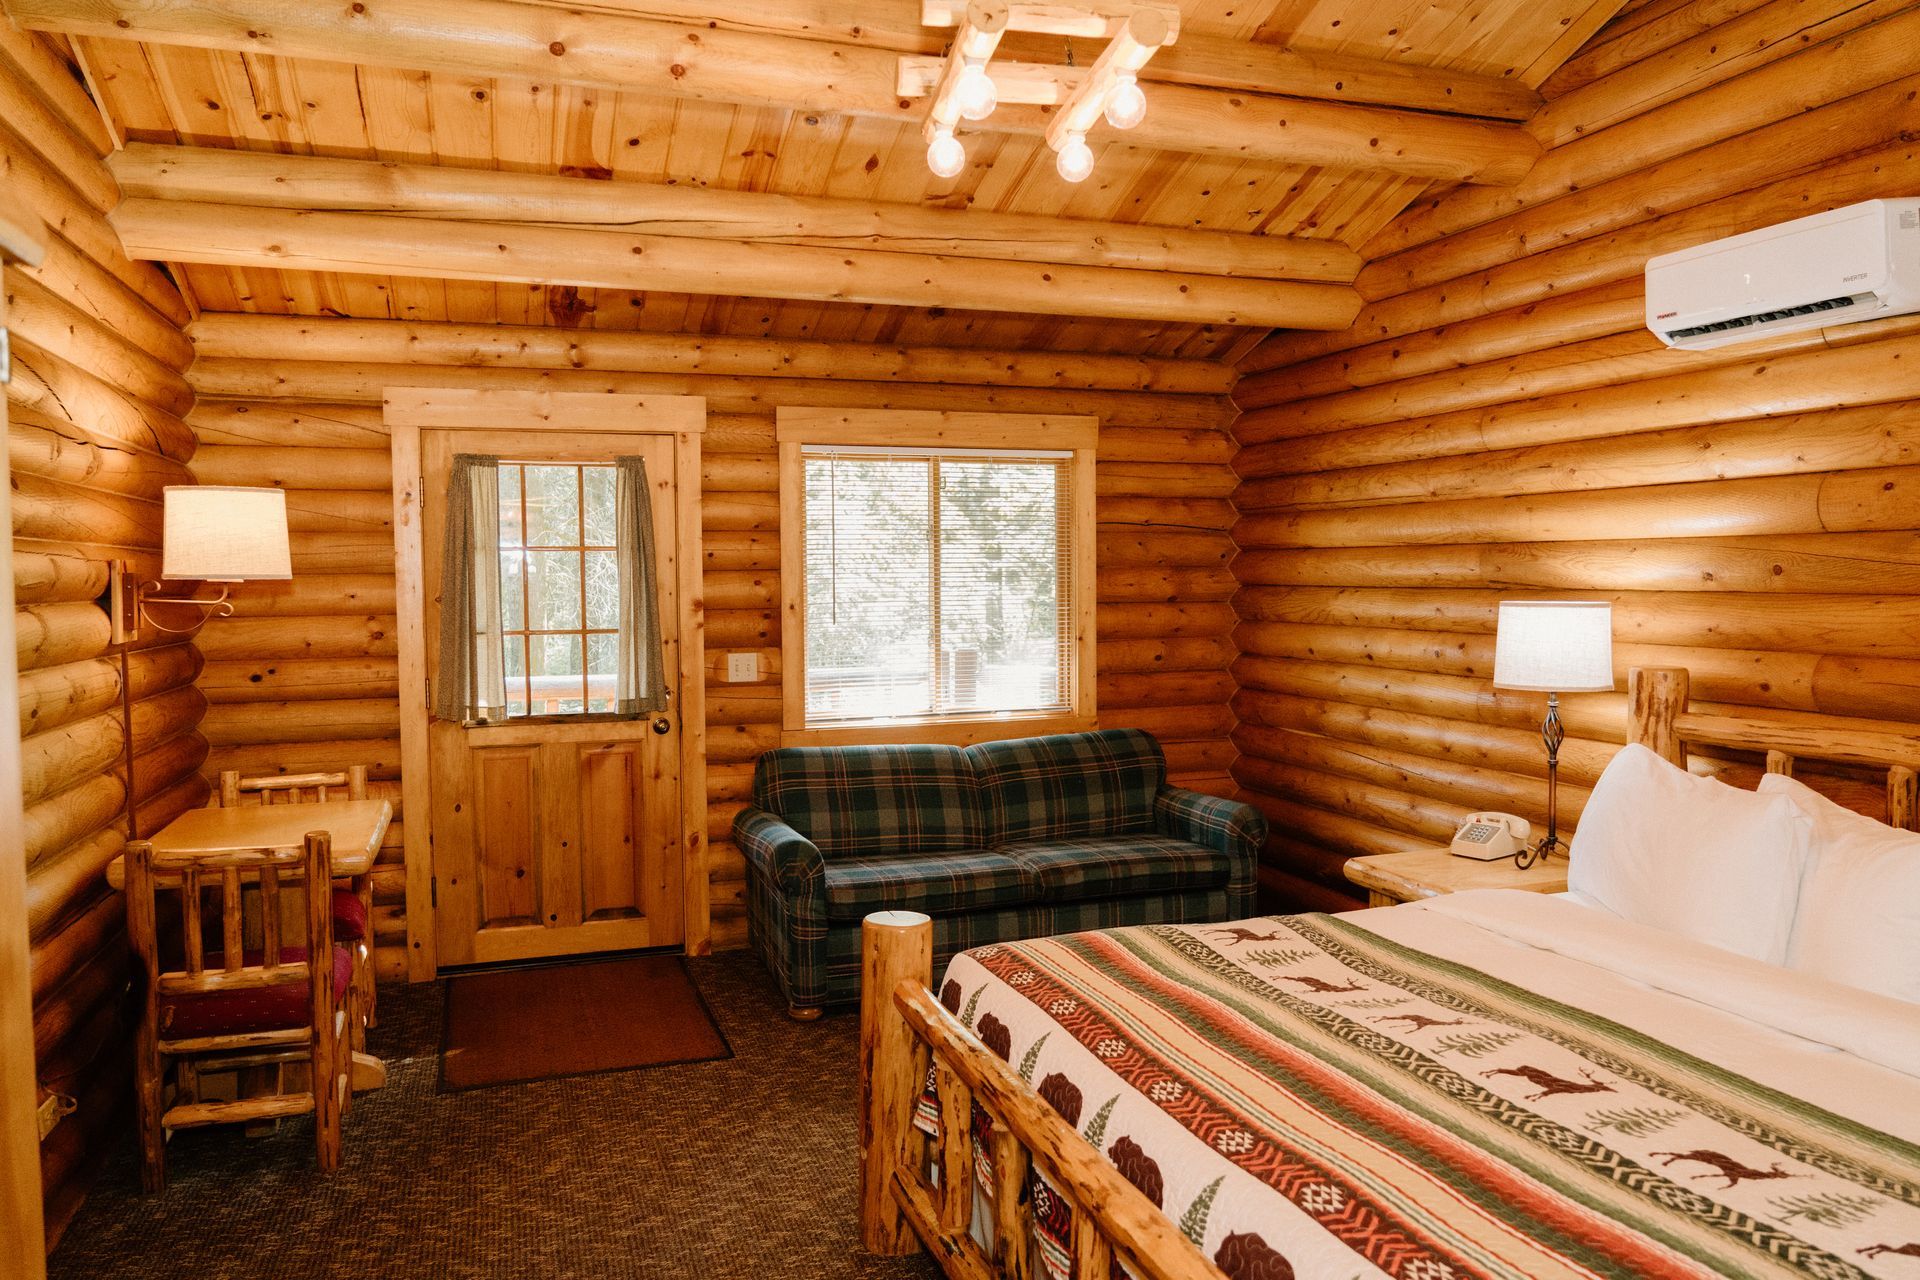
[921,911,1920,1280]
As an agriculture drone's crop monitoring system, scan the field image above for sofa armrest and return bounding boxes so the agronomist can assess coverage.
[1155,787,1265,915]
[733,807,826,897]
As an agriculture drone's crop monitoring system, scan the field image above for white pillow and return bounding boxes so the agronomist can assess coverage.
[1758,773,1920,1004]
[1568,744,1813,965]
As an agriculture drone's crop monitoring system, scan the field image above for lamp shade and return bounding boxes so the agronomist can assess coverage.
[161,486,292,582]
[1492,600,1614,692]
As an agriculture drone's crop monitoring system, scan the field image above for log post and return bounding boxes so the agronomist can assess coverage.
[1627,666,1689,766]
[0,192,50,1268]
[858,909,932,1256]
[1889,766,1917,832]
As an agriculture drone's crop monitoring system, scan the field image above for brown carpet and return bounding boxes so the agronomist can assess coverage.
[440,953,731,1091]
[47,952,941,1280]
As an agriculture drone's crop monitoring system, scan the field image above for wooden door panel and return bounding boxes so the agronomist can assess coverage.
[579,744,640,922]
[473,746,540,930]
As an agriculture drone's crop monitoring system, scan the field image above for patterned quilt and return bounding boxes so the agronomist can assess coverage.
[923,903,1920,1280]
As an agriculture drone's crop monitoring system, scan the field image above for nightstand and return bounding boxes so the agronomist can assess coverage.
[1343,846,1569,908]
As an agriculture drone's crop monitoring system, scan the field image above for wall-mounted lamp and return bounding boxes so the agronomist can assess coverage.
[109,485,291,644]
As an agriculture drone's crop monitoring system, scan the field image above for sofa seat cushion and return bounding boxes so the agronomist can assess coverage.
[967,729,1164,845]
[823,851,1033,923]
[1003,835,1231,904]
[752,743,984,857]
[158,945,353,1040]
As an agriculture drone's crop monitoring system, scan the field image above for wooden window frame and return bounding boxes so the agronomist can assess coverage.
[776,408,1098,747]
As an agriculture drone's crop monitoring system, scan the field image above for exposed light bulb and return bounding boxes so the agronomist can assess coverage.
[1104,73,1147,130]
[927,129,966,179]
[954,62,998,122]
[1055,133,1094,183]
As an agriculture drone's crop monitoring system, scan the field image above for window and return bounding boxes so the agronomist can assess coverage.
[432,451,667,727]
[777,409,1097,742]
[497,462,619,717]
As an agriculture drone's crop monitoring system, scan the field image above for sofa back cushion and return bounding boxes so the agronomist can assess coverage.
[751,743,984,857]
[968,729,1164,846]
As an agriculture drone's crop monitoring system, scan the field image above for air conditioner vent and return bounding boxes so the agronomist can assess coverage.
[1662,293,1870,342]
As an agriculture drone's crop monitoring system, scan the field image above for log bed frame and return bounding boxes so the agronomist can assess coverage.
[855,665,1920,1279]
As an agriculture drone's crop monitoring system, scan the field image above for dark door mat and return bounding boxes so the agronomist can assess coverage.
[440,952,732,1091]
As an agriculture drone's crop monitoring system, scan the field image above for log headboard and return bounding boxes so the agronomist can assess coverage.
[1626,666,1920,831]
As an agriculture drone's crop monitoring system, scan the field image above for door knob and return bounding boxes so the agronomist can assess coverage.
[652,717,672,735]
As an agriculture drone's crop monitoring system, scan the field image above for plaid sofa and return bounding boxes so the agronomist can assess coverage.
[735,729,1263,1014]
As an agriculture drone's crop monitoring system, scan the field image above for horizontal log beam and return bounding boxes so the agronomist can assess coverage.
[1234,466,1920,549]
[1232,533,1920,596]
[116,145,1356,287]
[1237,404,1920,506]
[186,360,1234,431]
[17,1,1540,182]
[1237,335,1920,471]
[184,312,1234,396]
[111,200,1359,330]
[1234,622,1920,723]
[1234,587,1920,658]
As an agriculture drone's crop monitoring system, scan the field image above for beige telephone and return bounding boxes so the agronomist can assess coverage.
[1450,812,1532,861]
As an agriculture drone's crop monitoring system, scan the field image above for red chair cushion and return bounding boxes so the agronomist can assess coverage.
[330,886,368,942]
[158,946,353,1040]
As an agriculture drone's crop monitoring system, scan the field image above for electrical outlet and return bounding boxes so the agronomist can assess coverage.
[726,652,759,683]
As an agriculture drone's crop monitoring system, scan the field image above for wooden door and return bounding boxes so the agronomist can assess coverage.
[421,429,688,967]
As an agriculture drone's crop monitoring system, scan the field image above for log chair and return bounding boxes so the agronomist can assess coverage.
[124,832,351,1192]
[215,767,376,1043]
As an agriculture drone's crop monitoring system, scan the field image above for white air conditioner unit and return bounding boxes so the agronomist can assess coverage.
[1645,198,1920,350]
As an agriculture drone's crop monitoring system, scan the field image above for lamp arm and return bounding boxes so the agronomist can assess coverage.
[135,582,236,633]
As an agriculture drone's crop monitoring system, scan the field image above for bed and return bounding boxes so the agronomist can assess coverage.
[856,666,1920,1280]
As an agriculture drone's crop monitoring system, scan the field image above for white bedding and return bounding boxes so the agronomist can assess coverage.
[1358,891,1920,1138]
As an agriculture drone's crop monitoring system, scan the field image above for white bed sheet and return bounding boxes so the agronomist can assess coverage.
[1351,890,1920,1142]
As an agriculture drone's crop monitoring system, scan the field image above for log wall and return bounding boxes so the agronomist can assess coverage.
[1230,0,1920,910]
[1,32,205,1242]
[184,323,1243,957]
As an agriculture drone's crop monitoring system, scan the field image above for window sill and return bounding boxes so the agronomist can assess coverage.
[779,713,1096,748]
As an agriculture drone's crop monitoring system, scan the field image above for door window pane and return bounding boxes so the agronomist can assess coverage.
[525,465,580,547]
[497,462,621,719]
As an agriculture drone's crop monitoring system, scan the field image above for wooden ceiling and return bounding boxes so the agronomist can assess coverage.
[23,0,1625,358]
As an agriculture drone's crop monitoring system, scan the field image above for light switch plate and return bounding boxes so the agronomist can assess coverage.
[726,652,759,682]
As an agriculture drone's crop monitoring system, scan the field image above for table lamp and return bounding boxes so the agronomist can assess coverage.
[1492,600,1614,868]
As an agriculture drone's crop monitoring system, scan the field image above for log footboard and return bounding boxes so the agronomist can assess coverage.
[857,910,1226,1280]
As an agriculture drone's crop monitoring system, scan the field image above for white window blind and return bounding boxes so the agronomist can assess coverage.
[801,444,1074,727]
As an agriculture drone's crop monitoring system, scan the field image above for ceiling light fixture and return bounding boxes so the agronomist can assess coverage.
[927,127,967,179]
[1104,72,1147,130]
[1054,133,1094,183]
[953,61,997,121]
[903,2,1179,185]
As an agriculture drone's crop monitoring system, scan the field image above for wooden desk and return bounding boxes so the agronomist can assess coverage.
[105,799,391,889]
[1344,846,1569,908]
[106,798,393,1092]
